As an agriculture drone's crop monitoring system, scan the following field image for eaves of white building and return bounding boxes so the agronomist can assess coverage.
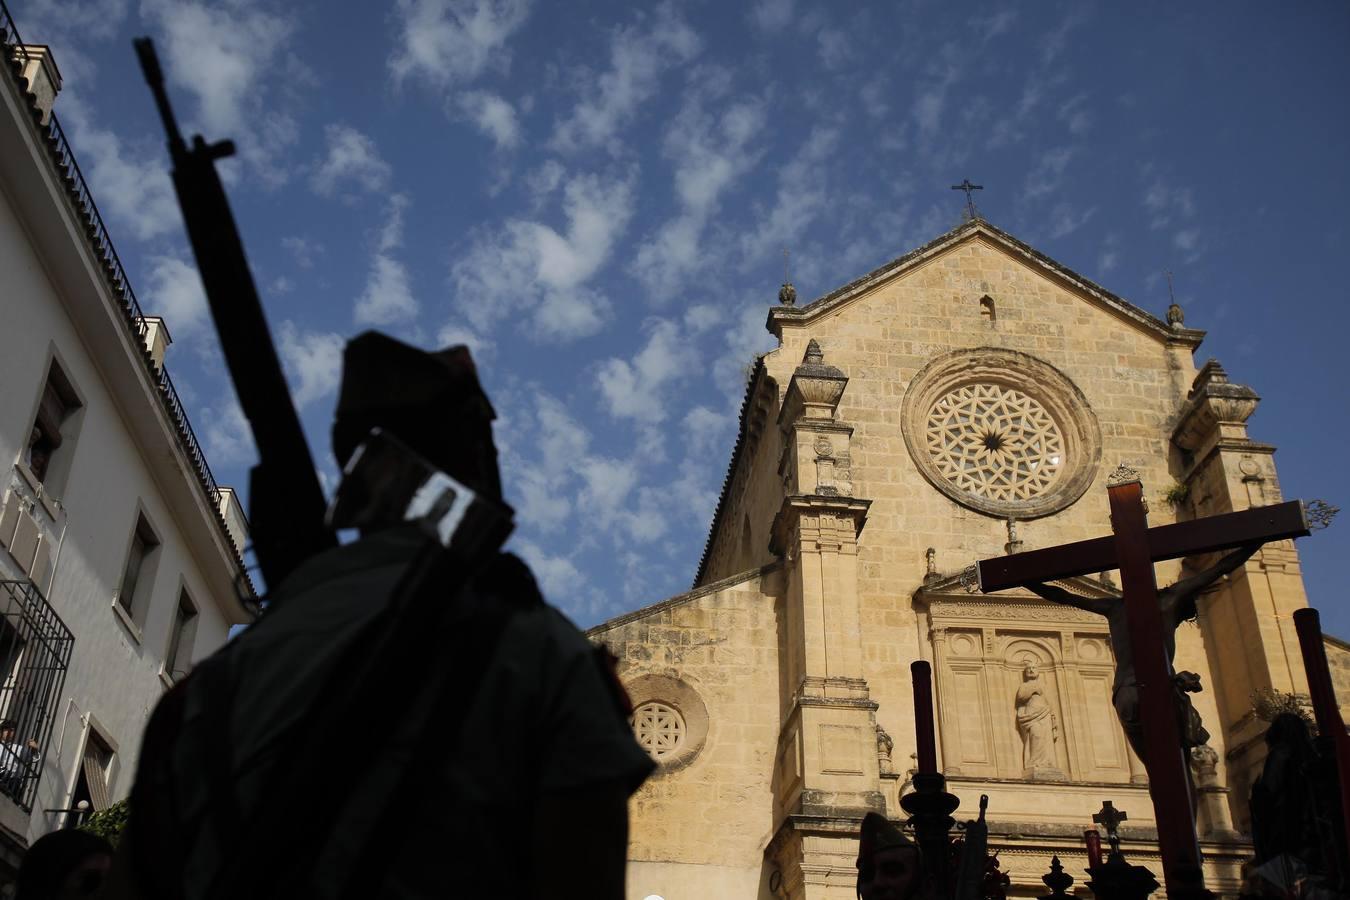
[0,13,254,878]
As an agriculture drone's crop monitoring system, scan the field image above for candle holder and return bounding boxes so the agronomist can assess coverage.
[901,771,961,892]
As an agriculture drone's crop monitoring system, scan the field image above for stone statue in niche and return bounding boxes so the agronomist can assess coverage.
[875,724,895,776]
[1014,662,1065,780]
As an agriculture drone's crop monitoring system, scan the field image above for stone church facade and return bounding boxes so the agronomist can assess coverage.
[590,218,1335,900]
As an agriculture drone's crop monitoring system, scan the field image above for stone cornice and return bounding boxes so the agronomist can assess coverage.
[925,597,1109,626]
[769,494,871,556]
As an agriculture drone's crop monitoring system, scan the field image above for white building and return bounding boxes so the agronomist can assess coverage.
[0,14,253,880]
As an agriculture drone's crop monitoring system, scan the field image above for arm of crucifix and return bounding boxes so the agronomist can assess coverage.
[1159,541,1262,620]
[1025,582,1112,616]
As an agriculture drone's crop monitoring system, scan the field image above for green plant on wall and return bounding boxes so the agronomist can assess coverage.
[80,798,129,847]
[1162,480,1191,506]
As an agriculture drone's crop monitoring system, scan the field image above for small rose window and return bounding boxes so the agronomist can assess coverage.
[631,701,686,760]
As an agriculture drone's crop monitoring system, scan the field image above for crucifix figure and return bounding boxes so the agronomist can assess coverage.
[975,468,1311,900]
[1025,541,1260,760]
[1093,801,1128,861]
[950,179,983,219]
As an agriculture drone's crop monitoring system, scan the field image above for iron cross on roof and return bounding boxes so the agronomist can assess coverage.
[951,179,984,219]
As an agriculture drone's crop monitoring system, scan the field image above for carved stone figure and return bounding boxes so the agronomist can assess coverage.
[1026,543,1258,758]
[875,724,895,776]
[1014,662,1061,777]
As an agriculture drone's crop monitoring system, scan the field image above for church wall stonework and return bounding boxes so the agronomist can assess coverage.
[1324,635,1350,724]
[591,565,786,900]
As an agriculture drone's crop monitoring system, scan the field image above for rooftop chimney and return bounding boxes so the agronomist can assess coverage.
[14,45,62,124]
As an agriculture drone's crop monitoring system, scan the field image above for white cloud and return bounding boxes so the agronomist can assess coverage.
[525,160,566,202]
[1040,7,1090,65]
[596,318,696,424]
[60,99,179,241]
[512,537,585,601]
[451,170,635,340]
[143,255,208,338]
[390,0,532,88]
[749,0,793,31]
[968,9,1017,43]
[911,45,961,143]
[282,235,323,269]
[434,322,495,360]
[277,322,345,409]
[1098,233,1122,274]
[816,29,850,69]
[1023,146,1075,201]
[456,90,521,149]
[1047,203,1095,239]
[354,195,419,326]
[1143,178,1196,230]
[683,303,724,333]
[142,0,300,183]
[683,405,730,458]
[632,79,765,299]
[1057,93,1093,136]
[201,391,253,465]
[355,256,417,326]
[309,124,391,198]
[739,126,839,264]
[549,5,701,154]
[21,0,130,42]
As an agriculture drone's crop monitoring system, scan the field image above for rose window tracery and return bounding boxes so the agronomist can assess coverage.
[925,384,1065,501]
[631,701,686,760]
[901,349,1101,519]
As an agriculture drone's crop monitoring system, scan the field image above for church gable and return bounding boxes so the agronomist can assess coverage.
[768,218,1205,350]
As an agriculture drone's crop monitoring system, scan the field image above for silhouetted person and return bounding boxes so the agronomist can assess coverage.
[1027,543,1260,758]
[857,812,925,900]
[1250,713,1319,867]
[16,830,111,900]
[106,333,653,900]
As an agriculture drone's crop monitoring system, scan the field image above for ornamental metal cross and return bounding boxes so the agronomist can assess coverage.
[975,469,1311,900]
[951,179,984,219]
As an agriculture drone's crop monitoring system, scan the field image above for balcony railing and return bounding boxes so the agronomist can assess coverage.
[1,1,250,583]
[0,581,74,813]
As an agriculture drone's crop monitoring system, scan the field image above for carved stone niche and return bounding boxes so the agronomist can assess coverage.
[919,576,1134,786]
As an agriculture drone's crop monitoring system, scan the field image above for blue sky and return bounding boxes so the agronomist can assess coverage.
[14,0,1350,634]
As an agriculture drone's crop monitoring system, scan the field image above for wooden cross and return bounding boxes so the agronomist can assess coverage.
[950,179,984,219]
[975,468,1310,900]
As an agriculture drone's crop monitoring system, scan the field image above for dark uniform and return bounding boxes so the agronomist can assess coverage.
[111,333,653,899]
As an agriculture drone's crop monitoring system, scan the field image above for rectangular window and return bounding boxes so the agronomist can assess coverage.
[165,590,198,681]
[63,729,114,828]
[25,361,82,495]
[116,514,160,628]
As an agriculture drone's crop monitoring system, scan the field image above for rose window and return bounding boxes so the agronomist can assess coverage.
[925,384,1064,501]
[631,701,686,761]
